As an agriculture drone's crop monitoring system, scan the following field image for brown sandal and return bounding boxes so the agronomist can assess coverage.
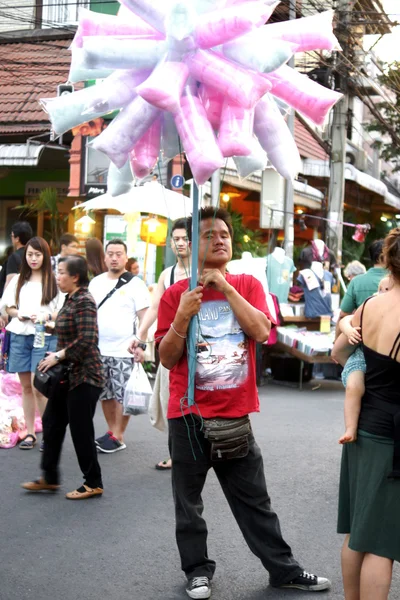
[65,484,103,500]
[21,477,59,492]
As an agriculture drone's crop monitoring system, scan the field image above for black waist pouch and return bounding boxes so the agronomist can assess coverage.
[202,416,251,461]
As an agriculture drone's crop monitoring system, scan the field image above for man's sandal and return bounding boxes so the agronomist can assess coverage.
[65,485,103,500]
[19,434,37,450]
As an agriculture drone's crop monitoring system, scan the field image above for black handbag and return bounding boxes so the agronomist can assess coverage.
[34,363,70,398]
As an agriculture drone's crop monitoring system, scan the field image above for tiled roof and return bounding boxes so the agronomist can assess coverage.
[294,117,329,161]
[0,38,72,132]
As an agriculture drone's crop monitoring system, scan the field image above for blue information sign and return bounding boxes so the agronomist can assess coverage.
[171,174,185,189]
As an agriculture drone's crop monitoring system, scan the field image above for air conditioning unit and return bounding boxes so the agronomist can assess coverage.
[346,149,368,172]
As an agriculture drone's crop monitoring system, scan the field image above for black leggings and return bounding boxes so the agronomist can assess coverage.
[41,382,103,488]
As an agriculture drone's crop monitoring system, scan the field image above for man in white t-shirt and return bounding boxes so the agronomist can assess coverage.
[89,239,150,453]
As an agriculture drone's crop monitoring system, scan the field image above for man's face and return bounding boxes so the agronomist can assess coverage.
[198,218,232,267]
[105,244,127,274]
[62,241,79,256]
[171,228,190,259]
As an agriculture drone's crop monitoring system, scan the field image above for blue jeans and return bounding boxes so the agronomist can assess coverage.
[7,333,57,373]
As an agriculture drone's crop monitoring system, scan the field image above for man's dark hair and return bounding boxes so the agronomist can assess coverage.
[105,239,128,253]
[171,218,189,235]
[186,208,233,242]
[60,233,78,249]
[11,221,33,246]
[59,255,89,287]
[369,239,384,264]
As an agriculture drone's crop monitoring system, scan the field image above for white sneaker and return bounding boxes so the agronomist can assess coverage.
[186,576,211,599]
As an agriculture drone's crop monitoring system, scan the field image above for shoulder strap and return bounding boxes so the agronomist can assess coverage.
[359,296,374,331]
[97,272,134,310]
[390,333,400,360]
[170,263,177,286]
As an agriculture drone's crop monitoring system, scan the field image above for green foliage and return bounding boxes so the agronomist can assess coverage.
[366,61,400,171]
[16,188,68,251]
[228,209,267,259]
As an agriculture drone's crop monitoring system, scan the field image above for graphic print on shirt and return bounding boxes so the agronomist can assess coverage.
[195,300,248,391]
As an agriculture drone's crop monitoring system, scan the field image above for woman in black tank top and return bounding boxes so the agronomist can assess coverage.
[333,229,400,600]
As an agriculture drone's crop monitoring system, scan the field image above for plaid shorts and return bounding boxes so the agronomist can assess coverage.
[99,356,134,404]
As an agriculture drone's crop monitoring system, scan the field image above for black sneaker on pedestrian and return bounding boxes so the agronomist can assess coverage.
[95,430,113,447]
[280,571,331,592]
[186,577,211,599]
[97,435,126,454]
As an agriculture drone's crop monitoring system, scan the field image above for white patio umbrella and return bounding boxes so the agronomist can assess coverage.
[73,181,192,221]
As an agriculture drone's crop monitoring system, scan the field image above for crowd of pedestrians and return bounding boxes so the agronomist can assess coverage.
[0,215,399,600]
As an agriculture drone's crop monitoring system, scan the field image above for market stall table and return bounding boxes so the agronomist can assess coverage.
[274,340,334,390]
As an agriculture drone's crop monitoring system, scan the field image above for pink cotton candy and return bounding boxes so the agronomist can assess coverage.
[72,8,162,48]
[194,2,275,49]
[174,94,224,186]
[254,94,301,181]
[137,60,189,113]
[218,102,254,157]
[185,50,271,110]
[266,10,340,52]
[198,84,224,129]
[264,65,343,126]
[130,117,162,179]
[92,96,161,168]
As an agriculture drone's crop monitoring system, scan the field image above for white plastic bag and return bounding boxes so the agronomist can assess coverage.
[123,363,152,416]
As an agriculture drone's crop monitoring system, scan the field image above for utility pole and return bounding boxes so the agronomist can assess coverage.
[326,0,352,264]
[283,0,296,259]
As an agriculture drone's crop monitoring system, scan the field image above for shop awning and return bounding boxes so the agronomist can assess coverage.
[0,143,67,167]
[302,158,400,211]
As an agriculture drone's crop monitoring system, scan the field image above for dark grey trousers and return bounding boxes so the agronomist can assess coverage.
[168,416,303,587]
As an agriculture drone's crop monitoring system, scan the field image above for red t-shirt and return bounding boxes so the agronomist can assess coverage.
[155,274,273,419]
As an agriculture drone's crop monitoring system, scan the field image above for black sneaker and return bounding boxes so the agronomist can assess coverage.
[97,435,126,454]
[186,576,211,599]
[280,571,331,592]
[95,431,112,447]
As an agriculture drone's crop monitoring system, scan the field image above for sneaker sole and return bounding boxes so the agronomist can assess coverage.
[186,589,211,600]
[280,582,331,592]
[97,443,127,454]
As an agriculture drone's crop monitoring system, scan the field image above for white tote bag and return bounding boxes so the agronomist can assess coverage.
[123,362,152,416]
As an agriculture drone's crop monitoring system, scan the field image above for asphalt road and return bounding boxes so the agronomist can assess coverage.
[1,380,399,600]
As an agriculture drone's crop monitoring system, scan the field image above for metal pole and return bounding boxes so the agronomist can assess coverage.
[187,182,199,406]
[283,0,296,259]
[211,169,221,208]
[327,0,350,264]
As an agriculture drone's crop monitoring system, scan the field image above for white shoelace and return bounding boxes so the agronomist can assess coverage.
[301,571,316,581]
[191,577,209,588]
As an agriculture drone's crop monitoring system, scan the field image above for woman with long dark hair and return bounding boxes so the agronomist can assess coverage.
[22,255,105,500]
[333,228,400,600]
[85,238,107,280]
[2,236,62,449]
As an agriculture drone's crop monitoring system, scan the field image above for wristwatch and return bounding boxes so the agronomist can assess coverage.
[137,343,147,351]
[54,352,61,361]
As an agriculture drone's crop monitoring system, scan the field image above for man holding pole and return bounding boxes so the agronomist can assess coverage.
[155,207,331,599]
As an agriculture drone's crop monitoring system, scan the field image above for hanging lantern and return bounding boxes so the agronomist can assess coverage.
[76,214,96,234]
[140,216,168,246]
[352,224,370,243]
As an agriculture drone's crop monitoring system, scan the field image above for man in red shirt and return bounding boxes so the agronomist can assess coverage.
[156,207,330,600]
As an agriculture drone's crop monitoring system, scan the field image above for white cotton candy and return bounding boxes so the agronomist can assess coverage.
[161,112,181,163]
[223,34,297,73]
[69,47,113,83]
[108,161,134,197]
[82,70,149,115]
[254,93,301,181]
[233,137,267,179]
[81,37,167,71]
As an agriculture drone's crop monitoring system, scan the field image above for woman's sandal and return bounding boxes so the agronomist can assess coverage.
[155,458,172,471]
[65,484,103,500]
[19,434,37,450]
